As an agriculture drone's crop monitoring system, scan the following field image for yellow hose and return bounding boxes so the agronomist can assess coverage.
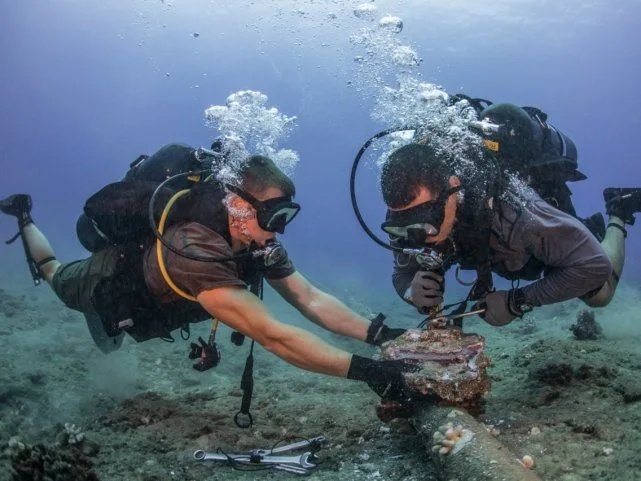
[156,189,197,301]
[156,184,221,337]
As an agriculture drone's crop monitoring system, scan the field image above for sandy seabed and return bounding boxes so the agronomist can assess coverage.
[2,270,641,481]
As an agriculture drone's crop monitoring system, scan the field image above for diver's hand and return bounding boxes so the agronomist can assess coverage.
[410,270,444,313]
[372,326,407,345]
[475,290,517,326]
[365,313,406,346]
[347,355,416,402]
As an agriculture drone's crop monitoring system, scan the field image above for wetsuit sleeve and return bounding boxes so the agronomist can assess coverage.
[514,200,612,306]
[263,243,296,280]
[144,222,245,301]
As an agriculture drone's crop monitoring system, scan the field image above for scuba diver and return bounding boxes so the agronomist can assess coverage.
[0,140,413,418]
[351,100,641,326]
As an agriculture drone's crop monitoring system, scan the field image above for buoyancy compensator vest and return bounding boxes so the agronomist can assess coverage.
[76,143,238,342]
[452,95,586,216]
[351,95,602,304]
[93,185,234,342]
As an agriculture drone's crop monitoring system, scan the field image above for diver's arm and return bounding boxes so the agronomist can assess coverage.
[197,285,351,376]
[515,201,613,306]
[267,272,370,341]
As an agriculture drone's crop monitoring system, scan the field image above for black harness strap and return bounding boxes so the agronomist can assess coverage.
[234,278,263,429]
[471,261,495,300]
[454,196,497,303]
[234,348,254,429]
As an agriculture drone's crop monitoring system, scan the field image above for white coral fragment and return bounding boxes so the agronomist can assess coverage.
[431,422,475,456]
[64,422,85,445]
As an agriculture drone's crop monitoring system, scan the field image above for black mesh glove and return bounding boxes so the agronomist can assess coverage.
[366,313,406,346]
[347,355,415,401]
[410,271,444,313]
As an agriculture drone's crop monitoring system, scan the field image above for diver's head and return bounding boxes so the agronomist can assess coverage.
[225,155,300,247]
[473,103,543,168]
[380,143,462,248]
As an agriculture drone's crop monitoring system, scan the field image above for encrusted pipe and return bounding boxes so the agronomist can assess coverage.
[410,404,542,481]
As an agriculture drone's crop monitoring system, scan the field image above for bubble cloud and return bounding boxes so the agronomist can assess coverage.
[204,90,299,177]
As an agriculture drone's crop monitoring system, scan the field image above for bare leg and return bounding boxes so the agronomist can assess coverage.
[600,216,626,277]
[583,216,626,307]
[2,194,126,352]
[1,194,60,284]
[583,187,641,307]
[20,223,61,284]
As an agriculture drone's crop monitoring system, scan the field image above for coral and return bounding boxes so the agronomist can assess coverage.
[58,423,85,446]
[430,422,474,456]
[569,310,602,340]
[382,328,491,410]
[517,454,535,469]
[8,437,100,481]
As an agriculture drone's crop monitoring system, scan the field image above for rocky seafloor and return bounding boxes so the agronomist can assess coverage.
[2,277,641,481]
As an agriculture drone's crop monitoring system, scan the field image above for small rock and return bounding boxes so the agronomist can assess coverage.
[569,310,602,340]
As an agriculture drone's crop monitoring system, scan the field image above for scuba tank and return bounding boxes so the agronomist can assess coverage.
[76,143,218,252]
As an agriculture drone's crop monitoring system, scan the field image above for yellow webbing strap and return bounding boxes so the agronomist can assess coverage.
[156,188,197,301]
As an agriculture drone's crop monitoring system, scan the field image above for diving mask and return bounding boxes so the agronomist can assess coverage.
[381,186,461,247]
[225,184,300,234]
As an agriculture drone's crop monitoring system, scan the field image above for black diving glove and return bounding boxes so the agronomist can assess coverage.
[474,289,532,327]
[366,313,406,346]
[347,355,415,401]
[188,336,221,371]
[410,270,444,314]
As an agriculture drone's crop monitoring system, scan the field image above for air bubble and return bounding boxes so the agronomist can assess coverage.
[379,15,403,33]
[354,3,377,21]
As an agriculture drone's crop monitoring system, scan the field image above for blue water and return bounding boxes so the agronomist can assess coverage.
[1,0,640,293]
[0,0,641,479]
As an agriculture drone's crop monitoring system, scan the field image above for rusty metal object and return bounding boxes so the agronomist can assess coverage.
[376,399,419,423]
[381,327,491,410]
[379,323,541,480]
[410,406,543,481]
